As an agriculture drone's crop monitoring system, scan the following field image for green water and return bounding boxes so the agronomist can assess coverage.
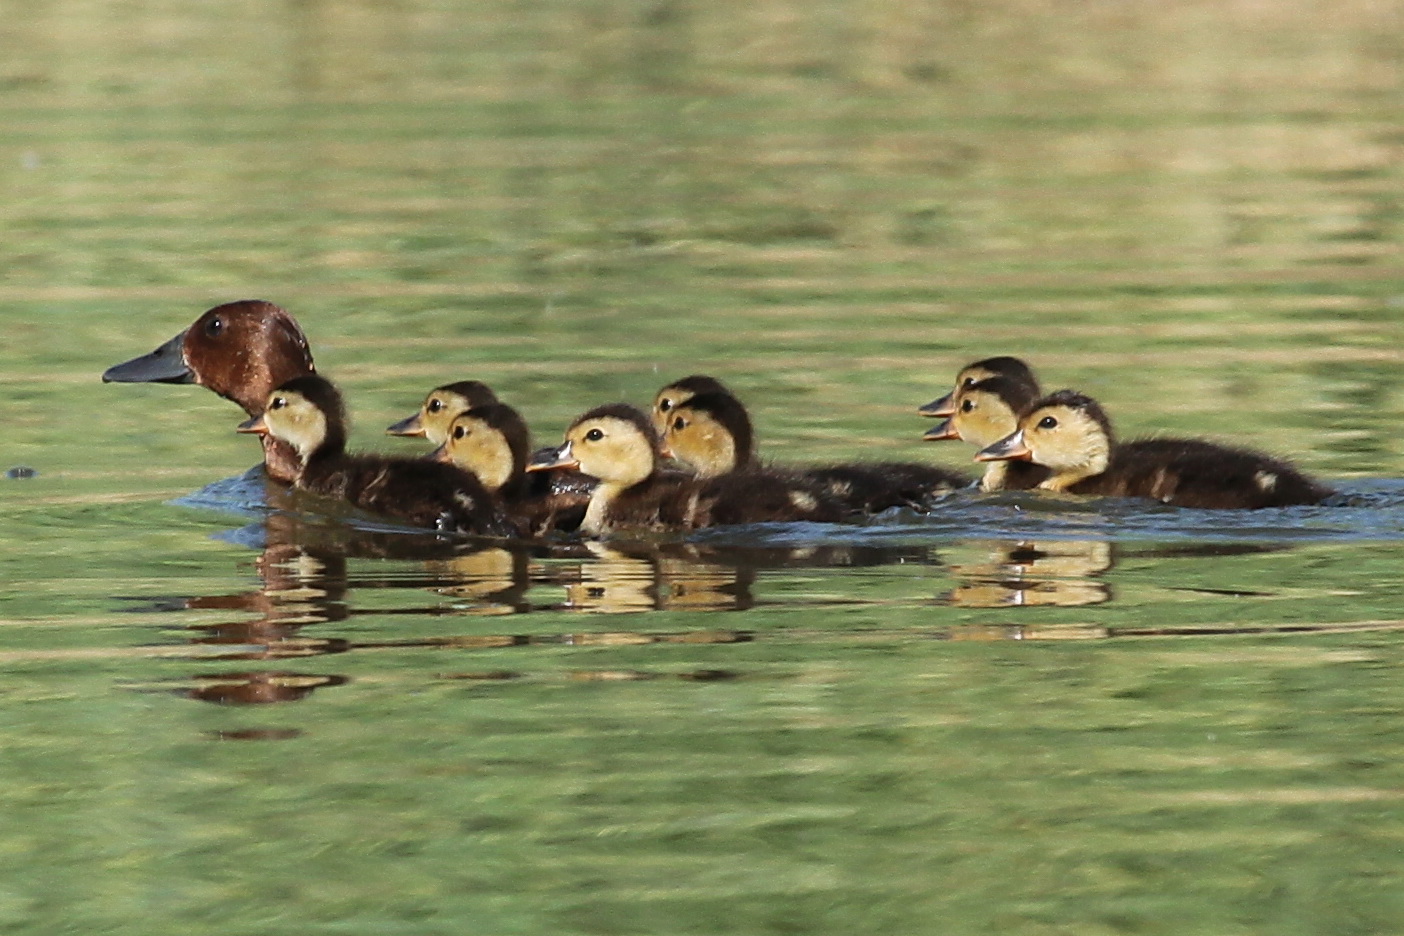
[3,1,1404,932]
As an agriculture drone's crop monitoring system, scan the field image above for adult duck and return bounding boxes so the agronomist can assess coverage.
[103,300,315,482]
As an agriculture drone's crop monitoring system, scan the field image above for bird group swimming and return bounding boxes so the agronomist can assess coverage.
[103,300,1335,539]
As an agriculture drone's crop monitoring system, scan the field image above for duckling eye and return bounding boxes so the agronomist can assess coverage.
[1038,415,1058,430]
[960,399,975,413]
[452,425,466,440]
[659,398,673,413]
[585,428,604,442]
[672,416,687,431]
[204,316,224,338]
[269,396,286,410]
[427,399,443,413]
[962,377,976,388]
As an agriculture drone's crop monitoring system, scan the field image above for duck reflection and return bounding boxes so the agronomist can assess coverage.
[150,498,938,709]
[940,539,1115,608]
[183,671,349,704]
[548,541,758,613]
[426,546,532,614]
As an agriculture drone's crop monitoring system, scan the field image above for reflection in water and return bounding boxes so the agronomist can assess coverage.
[143,483,1380,719]
[941,540,1114,608]
[148,496,940,711]
[428,547,533,614]
[183,671,350,705]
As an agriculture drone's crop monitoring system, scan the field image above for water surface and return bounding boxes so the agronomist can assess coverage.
[2,1,1404,932]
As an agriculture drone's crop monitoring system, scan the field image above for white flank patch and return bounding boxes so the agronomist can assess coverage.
[789,490,818,512]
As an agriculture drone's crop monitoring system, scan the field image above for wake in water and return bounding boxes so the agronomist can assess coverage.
[172,467,1404,550]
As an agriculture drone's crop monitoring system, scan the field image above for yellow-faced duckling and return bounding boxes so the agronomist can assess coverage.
[237,375,516,536]
[529,403,845,536]
[975,390,1334,509]
[919,355,1040,418]
[923,376,1048,492]
[431,402,587,535]
[390,379,597,523]
[664,391,967,511]
[386,380,500,444]
[652,374,732,437]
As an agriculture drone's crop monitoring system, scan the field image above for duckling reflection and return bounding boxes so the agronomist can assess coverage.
[426,546,533,615]
[553,541,758,613]
[940,539,1113,608]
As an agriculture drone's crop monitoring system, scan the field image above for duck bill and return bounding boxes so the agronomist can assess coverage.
[918,392,956,418]
[102,330,195,384]
[235,414,269,436]
[526,441,579,473]
[385,412,426,437]
[428,443,451,464]
[923,419,959,442]
[975,430,1031,462]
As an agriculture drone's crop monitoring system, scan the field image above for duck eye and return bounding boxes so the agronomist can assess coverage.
[585,428,604,442]
[672,416,686,431]
[962,376,976,388]
[1038,415,1058,430]
[453,425,466,439]
[204,316,224,338]
[960,399,975,413]
[269,397,286,410]
[659,398,673,413]
[427,399,443,413]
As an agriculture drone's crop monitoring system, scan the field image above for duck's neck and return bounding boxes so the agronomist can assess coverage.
[581,475,651,536]
[1037,437,1111,492]
[979,461,1008,493]
[294,432,348,485]
[262,437,304,484]
[581,487,618,536]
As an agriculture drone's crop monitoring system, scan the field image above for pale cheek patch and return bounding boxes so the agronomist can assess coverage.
[1255,471,1278,492]
[788,490,819,512]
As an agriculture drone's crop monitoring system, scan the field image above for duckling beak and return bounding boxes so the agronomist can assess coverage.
[918,392,956,418]
[428,442,450,464]
[923,419,959,442]
[976,430,1031,462]
[386,413,425,437]
[526,440,579,473]
[658,440,676,460]
[236,414,269,436]
[102,330,195,384]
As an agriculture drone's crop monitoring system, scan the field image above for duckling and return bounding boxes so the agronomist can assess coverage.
[652,374,732,436]
[975,390,1334,509]
[528,403,845,536]
[919,356,1039,418]
[386,380,500,444]
[389,379,597,523]
[922,376,1048,492]
[236,375,515,536]
[661,391,759,477]
[663,390,968,511]
[431,403,587,535]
